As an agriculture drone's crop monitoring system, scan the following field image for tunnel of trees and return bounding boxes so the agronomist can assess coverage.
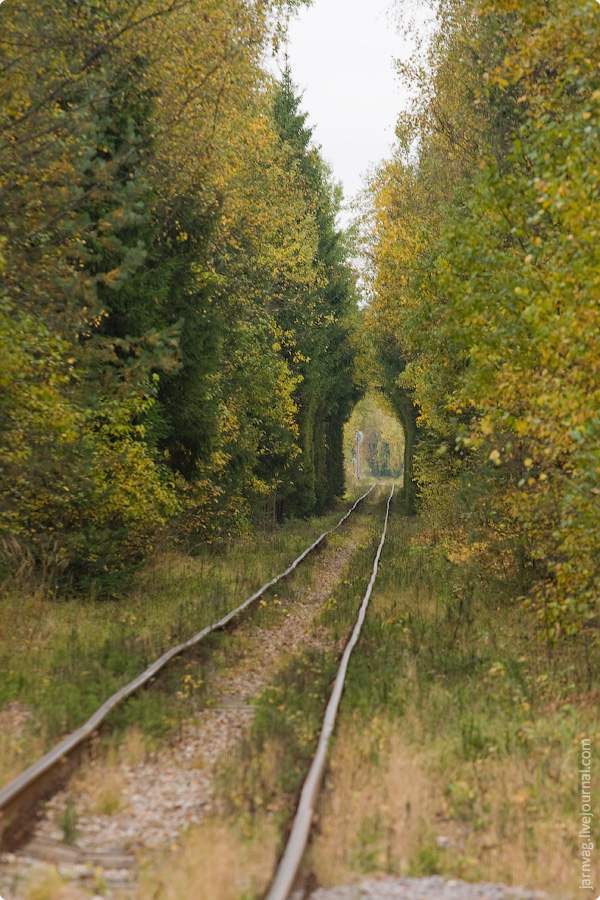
[344,393,406,481]
[2,0,598,645]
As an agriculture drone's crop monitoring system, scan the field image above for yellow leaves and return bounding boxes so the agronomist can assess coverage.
[487,662,506,677]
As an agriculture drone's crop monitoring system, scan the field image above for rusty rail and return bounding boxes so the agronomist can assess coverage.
[265,482,395,900]
[0,484,377,844]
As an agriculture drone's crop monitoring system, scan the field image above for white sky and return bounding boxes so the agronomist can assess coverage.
[278,0,429,209]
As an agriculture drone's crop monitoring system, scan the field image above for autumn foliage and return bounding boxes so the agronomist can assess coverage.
[367,0,600,637]
[0,0,359,592]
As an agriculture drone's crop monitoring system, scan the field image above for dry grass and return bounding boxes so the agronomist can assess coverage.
[315,502,598,900]
[446,753,577,895]
[22,865,83,900]
[308,571,591,900]
[80,766,128,817]
[74,728,151,817]
[311,712,580,898]
[137,817,278,900]
[0,703,44,788]
[119,726,152,767]
[311,723,438,885]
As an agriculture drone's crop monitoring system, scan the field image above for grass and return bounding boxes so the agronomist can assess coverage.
[55,796,79,845]
[308,497,600,898]
[75,748,130,818]
[0,490,367,789]
[221,495,387,823]
[10,485,591,899]
[21,866,69,900]
[136,488,389,899]
[137,817,278,900]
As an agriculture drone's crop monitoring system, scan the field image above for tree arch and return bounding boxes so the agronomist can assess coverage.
[375,333,419,513]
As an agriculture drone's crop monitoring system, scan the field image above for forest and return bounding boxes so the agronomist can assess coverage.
[0,0,597,642]
[0,0,597,639]
[1,0,600,897]
[0,0,362,596]
[365,0,600,641]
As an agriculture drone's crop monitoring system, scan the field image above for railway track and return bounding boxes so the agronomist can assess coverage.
[2,484,552,900]
[265,482,395,900]
[0,484,377,852]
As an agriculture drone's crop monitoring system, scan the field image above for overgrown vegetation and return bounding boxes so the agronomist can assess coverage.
[0,0,361,596]
[310,499,599,898]
[0,499,360,786]
[344,393,405,480]
[366,0,600,638]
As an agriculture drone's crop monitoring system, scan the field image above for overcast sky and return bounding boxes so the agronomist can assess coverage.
[276,0,430,210]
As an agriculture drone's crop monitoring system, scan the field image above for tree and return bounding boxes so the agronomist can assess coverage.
[0,0,323,590]
[367,0,600,636]
[271,66,360,517]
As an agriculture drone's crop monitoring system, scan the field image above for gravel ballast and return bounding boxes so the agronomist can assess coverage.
[302,876,549,900]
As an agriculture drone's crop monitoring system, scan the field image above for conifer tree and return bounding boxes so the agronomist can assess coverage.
[272,67,359,516]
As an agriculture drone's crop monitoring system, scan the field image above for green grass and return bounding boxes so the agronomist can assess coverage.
[309,496,600,897]
[218,492,389,831]
[0,489,368,786]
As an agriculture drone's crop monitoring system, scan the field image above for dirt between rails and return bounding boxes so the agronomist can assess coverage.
[0,491,382,900]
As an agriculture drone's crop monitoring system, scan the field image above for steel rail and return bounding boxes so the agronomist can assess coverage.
[0,484,376,821]
[265,482,395,900]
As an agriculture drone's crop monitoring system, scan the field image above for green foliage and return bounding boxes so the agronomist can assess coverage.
[345,393,405,479]
[56,797,79,846]
[0,0,358,591]
[271,67,361,517]
[408,845,443,877]
[367,0,600,636]
[0,295,179,589]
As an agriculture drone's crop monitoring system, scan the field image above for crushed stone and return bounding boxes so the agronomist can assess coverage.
[0,532,360,898]
[300,876,549,900]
